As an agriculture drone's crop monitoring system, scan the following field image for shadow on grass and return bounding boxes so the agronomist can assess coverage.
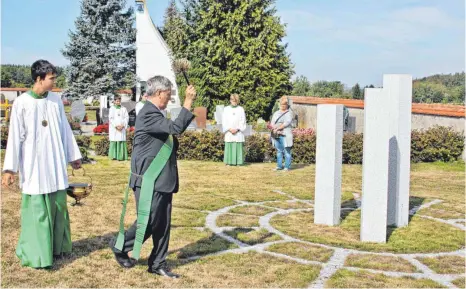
[52,232,117,270]
[139,230,240,269]
[340,197,360,221]
[337,195,426,241]
[385,196,425,240]
[290,164,312,171]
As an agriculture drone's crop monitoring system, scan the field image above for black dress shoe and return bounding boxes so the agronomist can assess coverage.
[148,267,180,279]
[113,251,137,268]
[109,239,137,268]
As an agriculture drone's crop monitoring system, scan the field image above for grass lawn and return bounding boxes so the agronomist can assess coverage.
[64,106,97,122]
[1,155,464,287]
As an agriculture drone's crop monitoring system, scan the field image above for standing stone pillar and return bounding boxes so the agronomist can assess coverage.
[314,104,344,226]
[385,74,412,227]
[360,88,390,243]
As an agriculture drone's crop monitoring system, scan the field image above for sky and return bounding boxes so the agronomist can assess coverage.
[1,0,464,87]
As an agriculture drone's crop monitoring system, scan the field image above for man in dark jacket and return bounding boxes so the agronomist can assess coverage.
[111,75,196,279]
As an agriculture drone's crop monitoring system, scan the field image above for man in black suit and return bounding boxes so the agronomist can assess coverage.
[111,75,196,279]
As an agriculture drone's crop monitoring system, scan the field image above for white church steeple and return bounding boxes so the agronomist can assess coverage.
[135,0,180,110]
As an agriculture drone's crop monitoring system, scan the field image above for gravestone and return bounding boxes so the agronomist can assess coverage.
[186,120,197,131]
[214,105,225,125]
[314,104,344,226]
[242,125,253,137]
[385,74,412,228]
[70,100,86,122]
[360,88,390,243]
[101,108,109,124]
[169,107,182,121]
[193,107,207,129]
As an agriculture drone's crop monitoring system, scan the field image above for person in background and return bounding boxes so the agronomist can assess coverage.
[108,96,129,161]
[222,94,247,166]
[270,96,293,171]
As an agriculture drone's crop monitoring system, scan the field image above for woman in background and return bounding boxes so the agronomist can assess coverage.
[270,96,293,171]
[222,94,247,166]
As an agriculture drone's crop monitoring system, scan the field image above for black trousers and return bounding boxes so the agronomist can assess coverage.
[113,187,173,270]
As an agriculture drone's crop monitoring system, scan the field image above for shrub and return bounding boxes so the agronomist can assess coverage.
[126,130,135,156]
[82,125,466,164]
[93,130,135,157]
[178,130,224,161]
[342,133,364,164]
[411,126,464,162]
[1,126,8,149]
[252,122,268,133]
[292,133,317,164]
[75,136,91,148]
[244,134,273,162]
[94,137,110,156]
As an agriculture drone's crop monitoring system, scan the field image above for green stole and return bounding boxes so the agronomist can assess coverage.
[115,135,174,260]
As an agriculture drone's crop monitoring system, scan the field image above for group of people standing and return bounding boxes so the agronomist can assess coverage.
[222,94,294,171]
[1,59,295,278]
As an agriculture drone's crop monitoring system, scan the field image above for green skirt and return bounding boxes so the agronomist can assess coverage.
[16,190,72,268]
[224,142,244,165]
[109,141,128,161]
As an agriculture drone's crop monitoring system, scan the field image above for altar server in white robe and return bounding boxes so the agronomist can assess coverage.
[222,94,247,165]
[1,60,82,269]
[108,96,129,161]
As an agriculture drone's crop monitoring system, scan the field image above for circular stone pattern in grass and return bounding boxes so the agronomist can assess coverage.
[270,210,465,253]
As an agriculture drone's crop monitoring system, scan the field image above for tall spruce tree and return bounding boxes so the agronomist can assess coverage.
[62,0,136,100]
[162,0,189,59]
[173,0,293,121]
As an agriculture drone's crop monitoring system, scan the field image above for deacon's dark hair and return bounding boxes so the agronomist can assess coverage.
[31,60,57,82]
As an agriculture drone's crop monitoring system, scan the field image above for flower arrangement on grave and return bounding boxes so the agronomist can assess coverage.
[67,116,82,131]
[93,123,109,134]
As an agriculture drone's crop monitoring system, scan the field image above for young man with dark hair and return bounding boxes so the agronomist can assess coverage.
[2,59,82,269]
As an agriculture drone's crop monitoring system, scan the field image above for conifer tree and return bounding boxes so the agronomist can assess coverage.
[62,0,136,100]
[166,0,293,121]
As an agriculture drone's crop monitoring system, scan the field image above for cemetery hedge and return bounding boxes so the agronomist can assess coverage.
[91,125,465,164]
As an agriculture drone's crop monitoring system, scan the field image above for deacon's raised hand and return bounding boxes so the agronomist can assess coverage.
[183,85,197,110]
[1,171,15,188]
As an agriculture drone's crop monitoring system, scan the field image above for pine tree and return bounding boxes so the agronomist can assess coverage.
[175,0,293,121]
[351,83,363,99]
[62,0,136,100]
[162,0,189,59]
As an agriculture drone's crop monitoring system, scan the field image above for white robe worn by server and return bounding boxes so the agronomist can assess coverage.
[2,92,82,195]
[222,106,247,142]
[109,106,129,141]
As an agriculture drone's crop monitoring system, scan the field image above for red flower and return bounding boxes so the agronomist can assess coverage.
[93,122,110,134]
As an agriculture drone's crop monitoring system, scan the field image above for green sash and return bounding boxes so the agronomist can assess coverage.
[114,135,173,260]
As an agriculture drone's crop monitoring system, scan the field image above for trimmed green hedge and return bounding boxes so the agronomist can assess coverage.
[92,125,464,164]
